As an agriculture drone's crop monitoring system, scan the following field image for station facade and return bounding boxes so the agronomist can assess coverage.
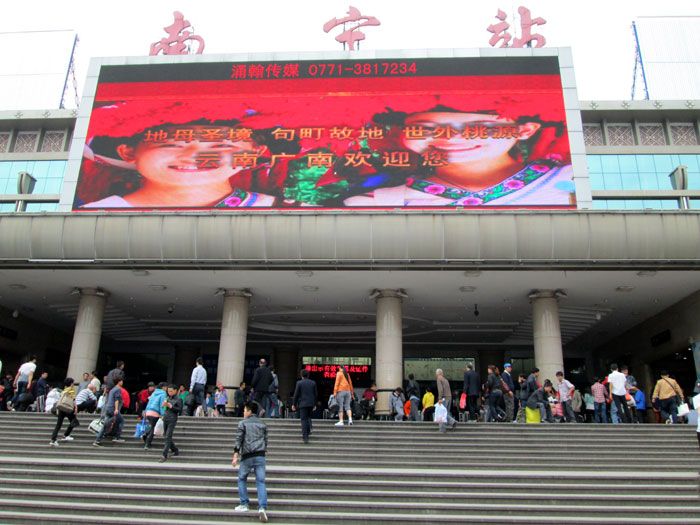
[0,48,699,410]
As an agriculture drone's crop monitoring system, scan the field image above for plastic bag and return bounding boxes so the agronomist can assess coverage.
[328,394,338,410]
[677,403,690,417]
[434,403,447,423]
[133,418,149,438]
[97,395,105,410]
[88,417,104,434]
[154,418,164,437]
[459,393,467,410]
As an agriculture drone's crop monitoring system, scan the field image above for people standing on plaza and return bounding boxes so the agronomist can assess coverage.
[292,368,317,444]
[555,371,576,423]
[591,377,607,423]
[75,383,97,413]
[1,372,14,411]
[268,369,280,418]
[49,377,79,446]
[419,387,434,421]
[104,361,125,392]
[526,380,555,423]
[234,381,247,417]
[137,382,155,415]
[526,368,540,399]
[251,359,273,418]
[516,374,529,423]
[607,363,632,423]
[32,371,49,412]
[77,372,90,393]
[143,382,167,450]
[389,387,406,421]
[89,371,101,392]
[485,365,506,422]
[189,357,207,417]
[215,382,228,416]
[333,365,354,426]
[233,401,269,522]
[405,373,421,421]
[462,363,480,422]
[158,384,183,462]
[11,355,36,408]
[633,386,647,423]
[652,370,684,424]
[435,369,457,429]
[93,376,126,447]
[361,383,378,420]
[501,363,516,422]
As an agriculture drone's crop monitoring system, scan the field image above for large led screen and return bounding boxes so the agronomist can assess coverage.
[74,57,574,210]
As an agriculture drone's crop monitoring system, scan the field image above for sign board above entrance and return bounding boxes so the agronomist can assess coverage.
[73,54,575,210]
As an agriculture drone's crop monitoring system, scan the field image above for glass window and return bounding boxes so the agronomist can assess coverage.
[618,156,638,173]
[603,172,622,190]
[620,172,640,190]
[687,172,700,190]
[0,160,66,197]
[653,155,673,173]
[25,202,58,212]
[678,155,700,172]
[634,155,656,172]
[661,199,680,210]
[605,200,627,210]
[588,171,605,190]
[690,199,700,210]
[601,156,620,173]
[592,200,608,210]
[638,172,659,190]
[587,155,602,173]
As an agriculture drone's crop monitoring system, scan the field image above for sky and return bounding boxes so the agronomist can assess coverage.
[1,0,699,109]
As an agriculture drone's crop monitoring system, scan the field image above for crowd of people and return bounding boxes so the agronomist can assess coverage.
[1,353,698,523]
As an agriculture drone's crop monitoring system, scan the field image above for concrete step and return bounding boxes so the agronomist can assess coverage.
[2,495,700,521]
[3,484,698,508]
[1,508,699,525]
[2,444,695,471]
[2,431,697,455]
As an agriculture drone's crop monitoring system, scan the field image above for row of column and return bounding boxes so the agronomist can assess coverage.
[66,287,565,410]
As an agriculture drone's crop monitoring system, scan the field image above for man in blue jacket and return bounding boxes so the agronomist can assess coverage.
[292,369,318,444]
[143,382,167,450]
[463,363,480,422]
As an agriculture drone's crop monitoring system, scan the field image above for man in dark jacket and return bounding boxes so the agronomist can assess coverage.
[502,363,516,422]
[159,384,183,462]
[251,359,273,417]
[463,363,480,422]
[233,401,268,522]
[234,381,247,417]
[405,374,421,422]
[526,380,554,423]
[292,369,318,443]
[104,361,125,391]
[525,368,540,401]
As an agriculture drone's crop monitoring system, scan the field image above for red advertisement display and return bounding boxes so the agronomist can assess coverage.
[74,57,575,210]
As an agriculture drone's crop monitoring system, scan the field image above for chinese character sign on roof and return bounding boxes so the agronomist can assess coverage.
[487,6,546,48]
[323,6,380,50]
[149,11,205,56]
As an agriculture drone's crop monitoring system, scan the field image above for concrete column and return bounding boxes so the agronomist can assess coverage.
[530,290,565,386]
[66,288,108,380]
[216,289,251,408]
[374,289,406,416]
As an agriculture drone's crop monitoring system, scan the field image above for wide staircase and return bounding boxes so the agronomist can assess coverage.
[0,412,698,524]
